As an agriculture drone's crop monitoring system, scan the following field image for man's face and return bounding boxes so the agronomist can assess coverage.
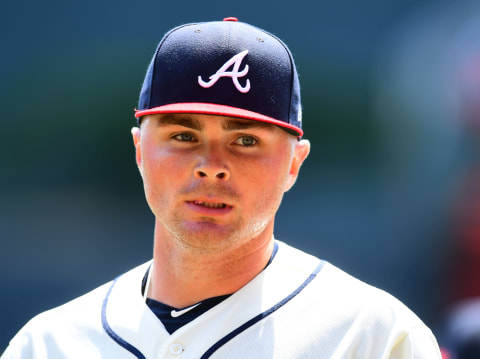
[131,113,309,251]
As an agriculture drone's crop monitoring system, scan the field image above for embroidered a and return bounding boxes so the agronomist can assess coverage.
[198,50,251,93]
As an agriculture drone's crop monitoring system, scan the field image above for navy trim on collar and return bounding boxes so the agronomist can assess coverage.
[101,248,324,359]
[141,241,280,334]
[200,260,326,358]
[102,277,146,359]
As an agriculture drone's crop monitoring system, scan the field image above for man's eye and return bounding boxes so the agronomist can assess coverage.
[235,136,258,147]
[173,133,195,142]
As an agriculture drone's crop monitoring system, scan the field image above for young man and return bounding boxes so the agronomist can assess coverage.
[3,18,442,358]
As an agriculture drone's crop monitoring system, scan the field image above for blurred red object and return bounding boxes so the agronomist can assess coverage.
[448,168,480,303]
[440,347,451,359]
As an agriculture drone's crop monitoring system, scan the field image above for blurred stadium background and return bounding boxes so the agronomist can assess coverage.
[2,0,480,354]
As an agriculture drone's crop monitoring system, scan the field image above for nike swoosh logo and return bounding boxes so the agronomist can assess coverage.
[170,303,201,318]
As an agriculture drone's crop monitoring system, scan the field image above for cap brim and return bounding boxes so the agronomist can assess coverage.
[134,102,303,137]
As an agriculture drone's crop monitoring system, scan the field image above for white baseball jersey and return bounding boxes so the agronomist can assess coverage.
[2,241,441,358]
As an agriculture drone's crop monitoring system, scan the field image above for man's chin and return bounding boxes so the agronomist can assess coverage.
[173,221,244,250]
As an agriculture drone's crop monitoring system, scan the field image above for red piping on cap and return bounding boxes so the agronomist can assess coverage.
[135,102,303,137]
[223,17,238,22]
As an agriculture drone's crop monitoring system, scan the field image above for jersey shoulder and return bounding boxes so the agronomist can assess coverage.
[290,250,427,331]
[3,261,151,359]
[277,242,423,324]
[212,242,442,358]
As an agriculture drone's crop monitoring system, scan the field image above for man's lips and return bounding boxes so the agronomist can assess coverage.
[185,199,233,215]
[191,200,228,209]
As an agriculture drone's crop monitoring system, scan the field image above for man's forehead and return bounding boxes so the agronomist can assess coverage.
[147,113,278,132]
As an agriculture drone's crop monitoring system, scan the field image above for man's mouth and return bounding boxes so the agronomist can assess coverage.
[193,201,227,209]
[185,199,234,215]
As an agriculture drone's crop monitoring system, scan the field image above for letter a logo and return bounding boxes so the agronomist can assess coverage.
[198,50,251,93]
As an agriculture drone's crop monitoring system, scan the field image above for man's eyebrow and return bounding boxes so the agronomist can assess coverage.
[156,114,203,131]
[222,119,275,132]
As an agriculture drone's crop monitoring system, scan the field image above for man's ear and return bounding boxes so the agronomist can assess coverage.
[285,139,310,192]
[131,127,142,176]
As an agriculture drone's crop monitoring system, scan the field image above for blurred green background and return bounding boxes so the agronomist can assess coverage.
[3,0,479,351]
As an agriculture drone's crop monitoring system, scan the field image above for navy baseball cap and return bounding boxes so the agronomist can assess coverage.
[135,17,303,137]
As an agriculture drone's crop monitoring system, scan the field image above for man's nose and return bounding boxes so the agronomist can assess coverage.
[194,148,230,181]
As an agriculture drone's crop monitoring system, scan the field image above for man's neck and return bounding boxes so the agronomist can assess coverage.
[147,223,275,308]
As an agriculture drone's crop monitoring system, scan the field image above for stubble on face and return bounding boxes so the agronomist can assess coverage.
[156,173,288,254]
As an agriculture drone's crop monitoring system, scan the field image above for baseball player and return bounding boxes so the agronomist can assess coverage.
[2,18,442,358]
